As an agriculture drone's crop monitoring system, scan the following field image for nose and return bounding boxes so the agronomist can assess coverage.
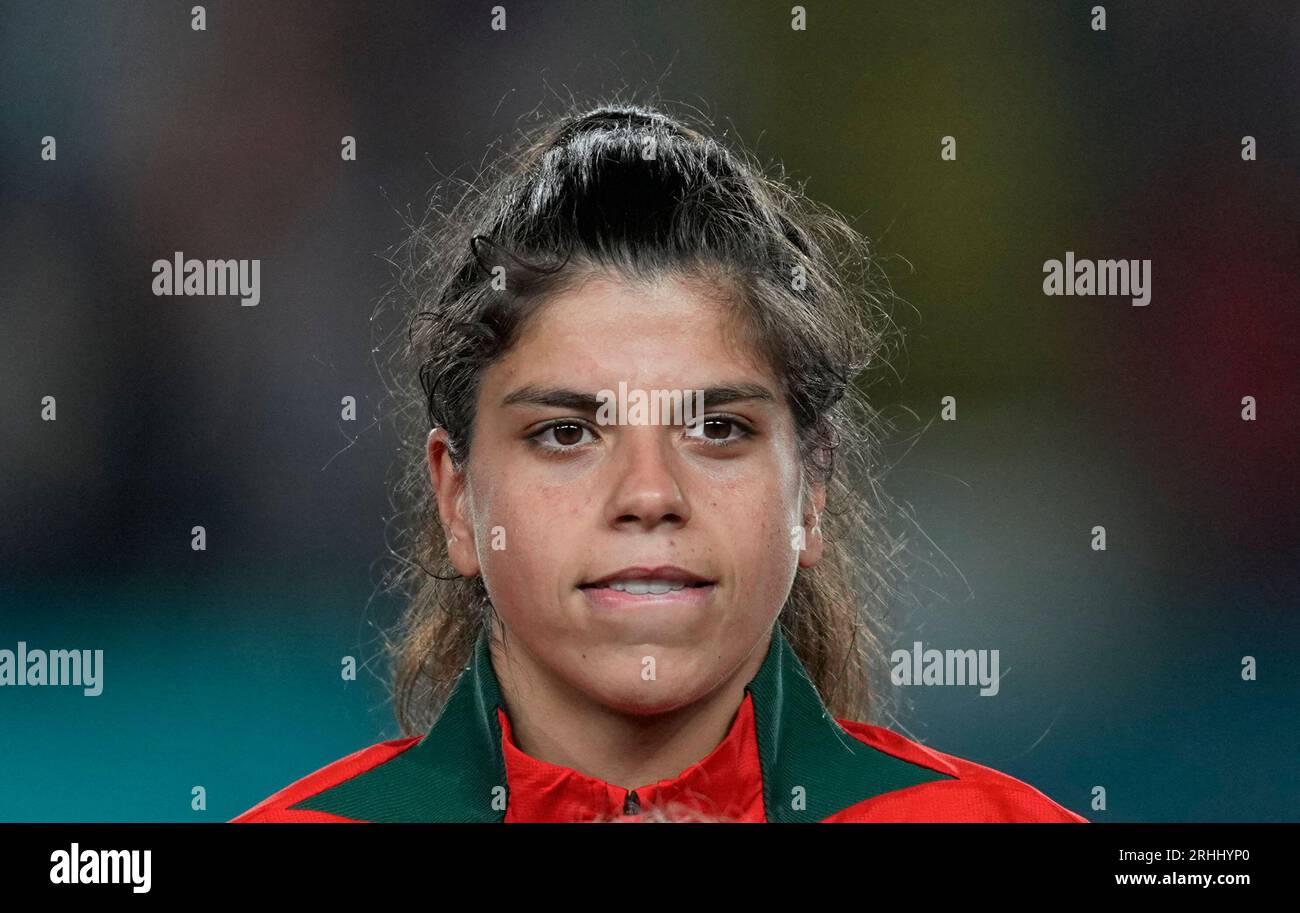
[605,427,691,531]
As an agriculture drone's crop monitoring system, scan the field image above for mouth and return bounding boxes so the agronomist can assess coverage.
[578,565,717,607]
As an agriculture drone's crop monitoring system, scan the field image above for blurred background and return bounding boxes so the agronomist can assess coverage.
[1,0,1296,822]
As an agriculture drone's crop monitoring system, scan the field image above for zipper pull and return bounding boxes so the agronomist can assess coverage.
[622,789,641,816]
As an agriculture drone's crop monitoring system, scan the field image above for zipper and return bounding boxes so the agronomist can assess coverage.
[622,789,641,816]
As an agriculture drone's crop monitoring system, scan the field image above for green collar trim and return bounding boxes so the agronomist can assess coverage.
[290,624,951,822]
[746,624,952,822]
[290,630,508,822]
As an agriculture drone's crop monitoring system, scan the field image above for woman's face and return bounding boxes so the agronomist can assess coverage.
[428,272,825,715]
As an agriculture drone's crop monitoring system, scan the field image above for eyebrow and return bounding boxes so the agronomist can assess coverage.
[500,382,778,414]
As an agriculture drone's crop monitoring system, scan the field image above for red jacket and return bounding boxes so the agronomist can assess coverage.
[232,625,1087,823]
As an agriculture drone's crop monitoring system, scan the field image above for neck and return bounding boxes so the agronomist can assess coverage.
[489,623,773,790]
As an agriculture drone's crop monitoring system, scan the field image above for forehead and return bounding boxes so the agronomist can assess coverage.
[487,272,777,391]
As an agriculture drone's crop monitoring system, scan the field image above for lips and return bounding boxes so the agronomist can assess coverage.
[579,565,715,590]
[579,565,717,611]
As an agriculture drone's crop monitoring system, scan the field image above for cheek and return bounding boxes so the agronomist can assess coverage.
[505,482,592,541]
[709,476,801,567]
[471,474,586,590]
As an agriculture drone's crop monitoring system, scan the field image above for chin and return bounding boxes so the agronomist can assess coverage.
[579,668,710,717]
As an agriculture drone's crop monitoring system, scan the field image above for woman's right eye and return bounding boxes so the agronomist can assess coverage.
[529,421,597,452]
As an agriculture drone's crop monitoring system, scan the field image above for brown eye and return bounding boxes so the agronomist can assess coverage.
[552,423,585,446]
[684,416,753,448]
[530,421,596,452]
[702,419,732,440]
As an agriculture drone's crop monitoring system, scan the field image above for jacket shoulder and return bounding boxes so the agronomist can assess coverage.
[229,737,422,823]
[826,719,1088,823]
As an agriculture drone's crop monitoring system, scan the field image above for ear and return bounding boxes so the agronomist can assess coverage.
[427,428,481,578]
[796,478,827,569]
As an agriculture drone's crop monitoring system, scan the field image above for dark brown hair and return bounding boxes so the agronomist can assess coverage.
[374,101,912,736]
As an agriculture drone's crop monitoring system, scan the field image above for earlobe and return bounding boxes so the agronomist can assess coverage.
[797,481,828,568]
[427,428,481,578]
[798,511,824,568]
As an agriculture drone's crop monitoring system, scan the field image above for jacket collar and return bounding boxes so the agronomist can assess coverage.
[291,623,949,822]
[497,686,765,822]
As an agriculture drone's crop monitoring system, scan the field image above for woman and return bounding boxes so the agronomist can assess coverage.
[232,103,1086,823]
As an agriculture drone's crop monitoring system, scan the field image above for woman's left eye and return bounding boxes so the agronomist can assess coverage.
[684,417,753,447]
